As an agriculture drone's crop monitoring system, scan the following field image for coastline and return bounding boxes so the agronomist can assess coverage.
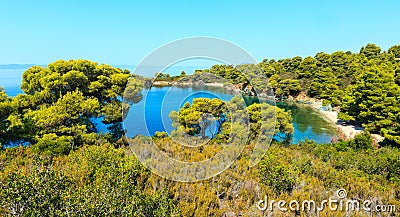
[285,101,357,141]
[313,106,385,146]
[152,81,225,88]
[289,92,364,141]
[315,108,363,140]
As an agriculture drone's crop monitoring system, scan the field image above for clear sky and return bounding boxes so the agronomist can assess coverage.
[0,0,399,65]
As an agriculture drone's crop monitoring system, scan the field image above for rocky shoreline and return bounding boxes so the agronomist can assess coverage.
[152,80,225,88]
[151,80,276,99]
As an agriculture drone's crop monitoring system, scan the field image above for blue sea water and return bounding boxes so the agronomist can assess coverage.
[0,68,25,96]
[124,86,235,138]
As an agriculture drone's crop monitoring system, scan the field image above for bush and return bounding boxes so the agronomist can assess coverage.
[348,131,373,150]
[259,154,299,194]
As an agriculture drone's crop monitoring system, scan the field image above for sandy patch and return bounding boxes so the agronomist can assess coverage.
[317,110,363,140]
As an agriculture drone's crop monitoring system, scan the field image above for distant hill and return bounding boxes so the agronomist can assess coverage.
[0,64,46,69]
[0,64,211,78]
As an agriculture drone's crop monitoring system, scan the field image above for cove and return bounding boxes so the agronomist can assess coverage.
[123,86,337,144]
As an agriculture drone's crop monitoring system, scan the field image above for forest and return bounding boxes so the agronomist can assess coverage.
[0,44,399,216]
[196,43,400,147]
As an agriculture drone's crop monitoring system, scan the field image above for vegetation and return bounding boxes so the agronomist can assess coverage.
[0,145,179,216]
[0,42,400,216]
[0,60,143,153]
[153,71,188,83]
[2,139,400,216]
[171,98,227,139]
[196,43,400,147]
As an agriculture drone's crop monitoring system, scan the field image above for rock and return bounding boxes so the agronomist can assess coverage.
[194,80,205,86]
[371,134,385,149]
[259,93,268,98]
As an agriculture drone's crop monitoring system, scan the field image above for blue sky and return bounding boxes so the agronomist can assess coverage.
[0,0,399,65]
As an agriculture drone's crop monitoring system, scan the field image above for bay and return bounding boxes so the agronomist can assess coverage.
[0,67,338,145]
[124,86,337,144]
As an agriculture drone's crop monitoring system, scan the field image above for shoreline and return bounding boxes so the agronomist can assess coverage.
[287,92,365,141]
[312,106,384,146]
[315,108,363,140]
[152,81,223,87]
[286,102,359,141]
[297,100,364,140]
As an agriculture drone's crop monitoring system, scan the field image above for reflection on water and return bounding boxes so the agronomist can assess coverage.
[124,86,337,144]
[124,86,234,138]
[277,102,337,144]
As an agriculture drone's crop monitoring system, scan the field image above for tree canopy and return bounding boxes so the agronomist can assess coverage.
[170,97,294,144]
[197,43,400,146]
[1,60,143,154]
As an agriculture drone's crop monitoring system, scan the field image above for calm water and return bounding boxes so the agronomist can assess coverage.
[277,102,337,144]
[124,86,337,144]
[124,86,234,138]
[0,68,25,96]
